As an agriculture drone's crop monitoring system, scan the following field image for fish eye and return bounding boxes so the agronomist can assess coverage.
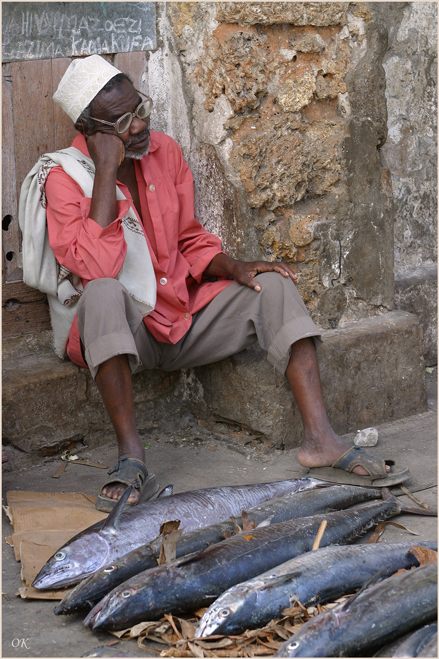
[121,590,132,598]
[103,565,117,573]
[54,551,66,561]
[220,608,230,617]
[288,641,299,650]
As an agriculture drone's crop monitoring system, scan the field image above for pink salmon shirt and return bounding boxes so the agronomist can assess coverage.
[45,132,233,369]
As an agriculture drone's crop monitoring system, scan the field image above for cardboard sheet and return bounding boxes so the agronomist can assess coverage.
[5,490,107,600]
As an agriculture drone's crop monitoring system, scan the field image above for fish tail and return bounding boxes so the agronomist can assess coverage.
[381,488,437,516]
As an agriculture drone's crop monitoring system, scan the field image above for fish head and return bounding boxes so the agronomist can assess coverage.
[84,582,144,631]
[55,558,128,615]
[279,638,302,656]
[276,603,349,656]
[32,532,110,590]
[195,584,258,637]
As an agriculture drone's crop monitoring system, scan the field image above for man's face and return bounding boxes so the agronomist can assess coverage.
[90,78,150,159]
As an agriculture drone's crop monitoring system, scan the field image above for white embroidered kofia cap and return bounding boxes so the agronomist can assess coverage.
[53,55,122,123]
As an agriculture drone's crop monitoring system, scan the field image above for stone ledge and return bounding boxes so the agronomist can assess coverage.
[2,344,185,460]
[395,263,437,366]
[2,311,427,460]
[194,311,428,449]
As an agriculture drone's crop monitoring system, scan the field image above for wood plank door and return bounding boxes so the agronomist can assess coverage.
[2,52,147,338]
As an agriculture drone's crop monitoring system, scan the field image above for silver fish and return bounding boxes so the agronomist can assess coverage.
[55,484,379,615]
[275,563,438,657]
[196,540,438,637]
[85,493,426,632]
[375,622,438,657]
[419,633,438,658]
[33,477,323,590]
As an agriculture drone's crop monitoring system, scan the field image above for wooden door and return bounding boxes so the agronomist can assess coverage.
[2,51,147,338]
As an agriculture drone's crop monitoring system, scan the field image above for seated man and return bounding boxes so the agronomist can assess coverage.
[20,55,409,512]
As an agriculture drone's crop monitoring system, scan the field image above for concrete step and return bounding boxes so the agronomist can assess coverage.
[196,310,428,449]
[395,262,437,366]
[2,311,428,463]
[2,330,185,462]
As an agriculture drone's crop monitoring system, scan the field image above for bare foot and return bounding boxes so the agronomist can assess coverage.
[297,428,390,476]
[101,442,146,504]
[101,482,142,505]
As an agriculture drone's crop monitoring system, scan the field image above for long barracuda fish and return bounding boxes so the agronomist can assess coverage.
[85,491,435,632]
[275,563,438,657]
[195,540,438,637]
[56,484,382,615]
[33,477,324,590]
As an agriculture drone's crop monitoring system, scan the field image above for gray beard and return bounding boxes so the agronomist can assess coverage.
[125,131,150,159]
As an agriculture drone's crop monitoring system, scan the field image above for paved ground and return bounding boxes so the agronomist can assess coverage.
[2,368,437,658]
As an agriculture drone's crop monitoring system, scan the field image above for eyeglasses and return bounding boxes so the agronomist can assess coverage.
[90,89,153,134]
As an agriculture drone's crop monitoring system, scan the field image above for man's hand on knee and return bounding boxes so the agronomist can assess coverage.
[204,253,297,292]
[231,259,298,291]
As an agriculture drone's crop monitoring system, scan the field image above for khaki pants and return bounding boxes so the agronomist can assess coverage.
[76,273,322,380]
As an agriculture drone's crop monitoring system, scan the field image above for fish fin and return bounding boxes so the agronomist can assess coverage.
[382,488,437,516]
[400,505,437,516]
[262,573,297,593]
[157,484,174,498]
[170,545,209,567]
[101,485,133,532]
[381,487,396,501]
[339,566,389,611]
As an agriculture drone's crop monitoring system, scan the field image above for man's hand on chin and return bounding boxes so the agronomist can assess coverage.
[204,253,298,291]
[86,131,126,171]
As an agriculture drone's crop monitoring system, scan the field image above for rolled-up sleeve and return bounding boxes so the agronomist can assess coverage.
[45,166,128,281]
[174,148,226,283]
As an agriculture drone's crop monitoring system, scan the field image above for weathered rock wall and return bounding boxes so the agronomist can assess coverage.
[377,2,437,271]
[374,2,437,365]
[148,2,396,331]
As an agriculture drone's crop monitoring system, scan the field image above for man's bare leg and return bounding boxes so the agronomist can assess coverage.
[95,354,146,503]
[286,338,388,476]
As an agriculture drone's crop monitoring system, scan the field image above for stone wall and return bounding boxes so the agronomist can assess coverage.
[148,2,396,331]
[376,2,437,365]
[378,2,437,271]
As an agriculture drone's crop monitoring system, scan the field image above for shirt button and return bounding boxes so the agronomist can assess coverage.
[183,313,191,320]
[149,184,155,192]
[159,277,167,285]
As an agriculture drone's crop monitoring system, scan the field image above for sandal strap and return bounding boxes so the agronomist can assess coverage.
[332,446,387,479]
[103,457,148,493]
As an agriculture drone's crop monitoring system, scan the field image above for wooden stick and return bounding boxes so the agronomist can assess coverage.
[400,485,429,509]
[52,461,67,478]
[312,520,327,550]
[70,460,108,469]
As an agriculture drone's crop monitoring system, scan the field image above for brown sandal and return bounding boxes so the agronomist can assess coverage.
[307,446,411,487]
[95,457,160,512]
